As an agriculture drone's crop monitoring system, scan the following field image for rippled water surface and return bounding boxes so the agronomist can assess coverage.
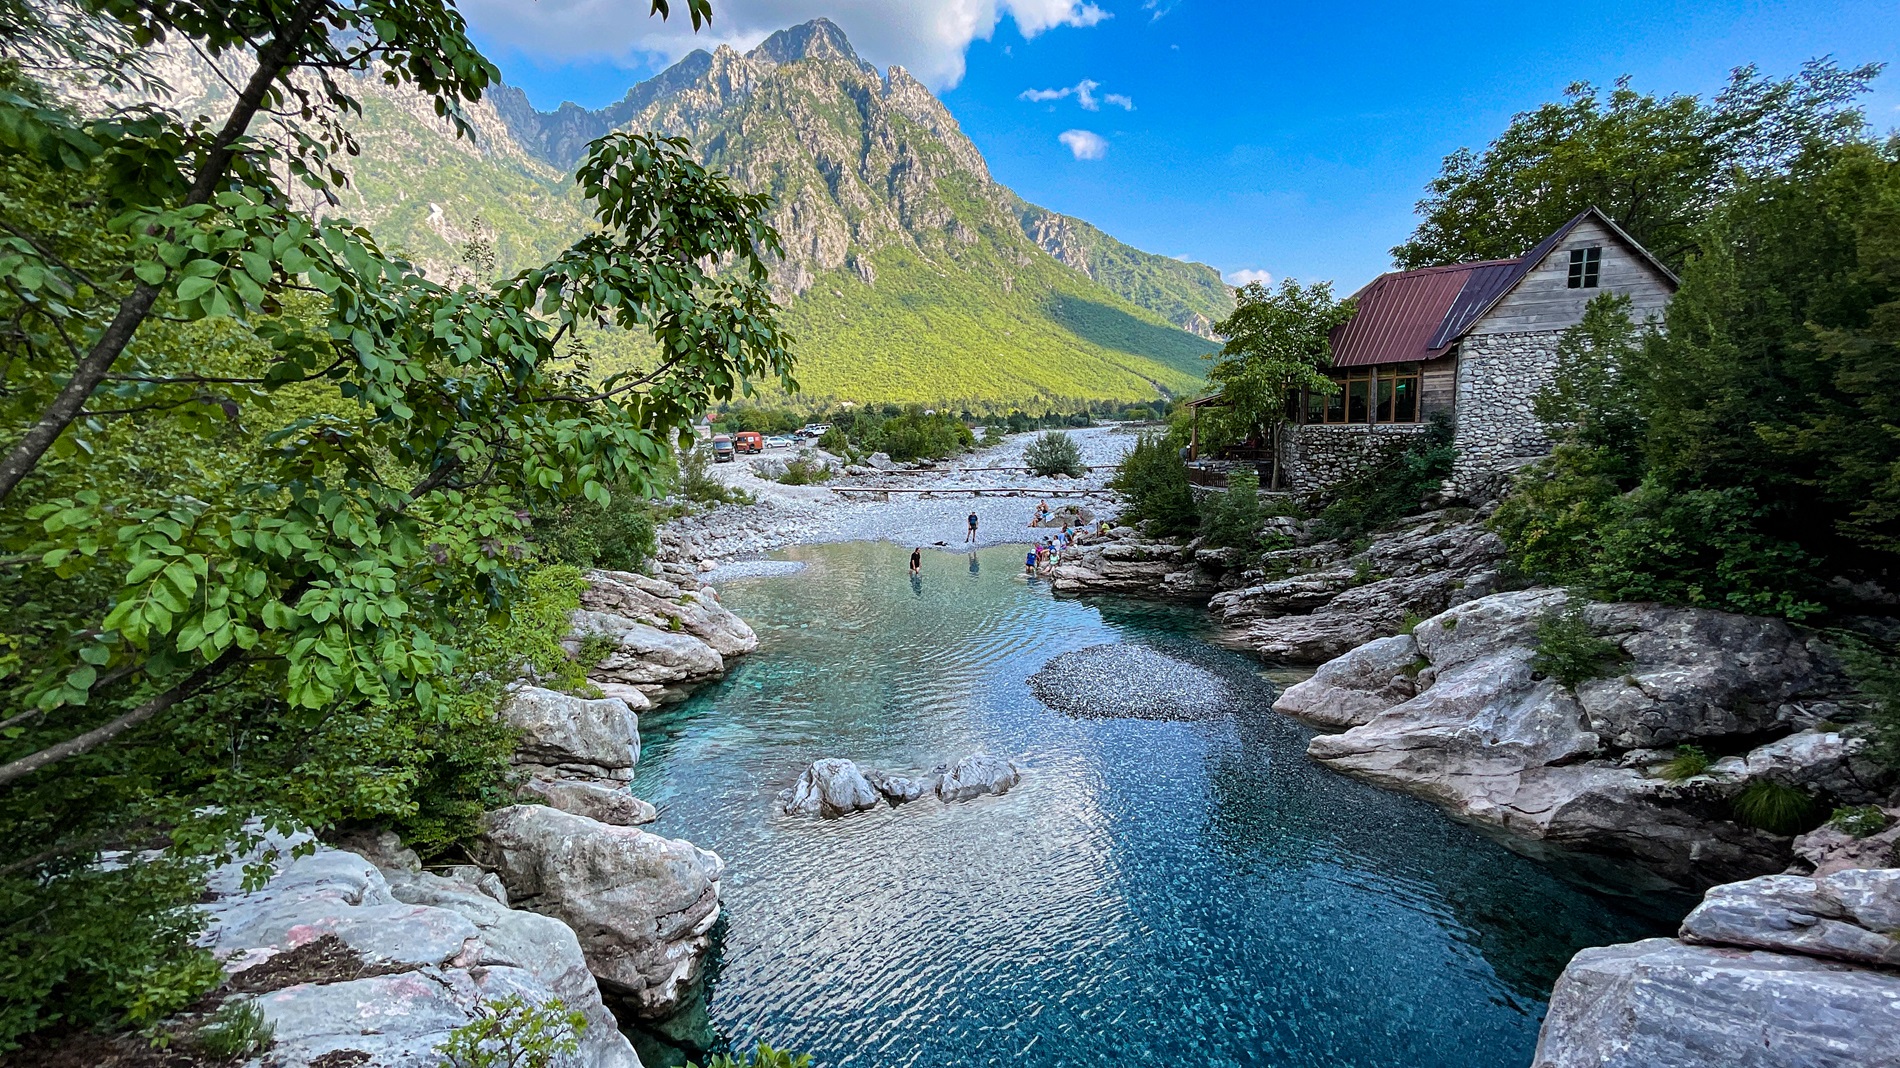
[631,541,1675,1068]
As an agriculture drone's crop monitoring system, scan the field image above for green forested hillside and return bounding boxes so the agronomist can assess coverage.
[762,250,1209,406]
[1017,202,1234,337]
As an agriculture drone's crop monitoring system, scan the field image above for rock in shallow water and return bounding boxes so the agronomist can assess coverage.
[866,769,932,804]
[778,758,882,817]
[1028,643,1248,721]
[778,754,1024,815]
[935,753,1021,802]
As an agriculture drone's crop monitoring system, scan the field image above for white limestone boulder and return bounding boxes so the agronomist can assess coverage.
[1531,938,1900,1068]
[1679,867,1900,967]
[476,804,724,1019]
[1272,633,1421,728]
[519,775,658,827]
[937,753,1022,802]
[500,686,640,780]
[566,609,725,687]
[581,569,758,658]
[778,758,882,817]
[198,831,638,1068]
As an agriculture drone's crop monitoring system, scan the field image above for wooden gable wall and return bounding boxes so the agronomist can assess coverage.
[1466,216,1674,336]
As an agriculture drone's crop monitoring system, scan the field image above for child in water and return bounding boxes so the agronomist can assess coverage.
[910,547,922,575]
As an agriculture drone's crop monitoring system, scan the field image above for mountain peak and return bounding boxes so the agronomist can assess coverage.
[748,18,860,67]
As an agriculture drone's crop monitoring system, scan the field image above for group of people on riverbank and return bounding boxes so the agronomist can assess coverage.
[903,500,1093,579]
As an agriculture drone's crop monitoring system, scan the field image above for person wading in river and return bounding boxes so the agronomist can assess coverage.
[966,509,979,543]
[910,547,922,576]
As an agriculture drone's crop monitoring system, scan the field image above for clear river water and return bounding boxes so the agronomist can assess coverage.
[628,540,1682,1068]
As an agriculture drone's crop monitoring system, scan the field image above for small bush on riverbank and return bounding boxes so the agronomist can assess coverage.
[534,490,658,572]
[778,458,832,485]
[692,1043,813,1068]
[193,999,274,1060]
[437,995,586,1068]
[1201,470,1264,551]
[1109,434,1197,537]
[1829,805,1892,837]
[680,447,752,507]
[1531,601,1626,689]
[1024,432,1085,477]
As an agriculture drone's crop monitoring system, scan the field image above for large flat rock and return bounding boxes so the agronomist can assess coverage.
[1532,938,1900,1068]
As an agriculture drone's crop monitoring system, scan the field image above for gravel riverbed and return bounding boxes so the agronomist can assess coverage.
[659,425,1145,566]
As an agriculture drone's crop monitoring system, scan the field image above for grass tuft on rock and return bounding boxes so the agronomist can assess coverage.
[1828,804,1892,838]
[193,999,274,1060]
[1731,780,1821,835]
[1657,745,1711,781]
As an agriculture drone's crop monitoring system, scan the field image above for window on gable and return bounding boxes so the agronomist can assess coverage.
[1567,246,1602,289]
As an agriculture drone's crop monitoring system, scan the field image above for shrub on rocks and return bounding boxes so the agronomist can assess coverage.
[1109,433,1198,537]
[1200,470,1266,552]
[1024,431,1085,477]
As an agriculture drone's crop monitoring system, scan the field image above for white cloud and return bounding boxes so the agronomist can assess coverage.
[1224,268,1273,287]
[1058,129,1108,160]
[1020,78,1096,108]
[1020,78,1133,111]
[458,0,1113,91]
[1144,0,1184,20]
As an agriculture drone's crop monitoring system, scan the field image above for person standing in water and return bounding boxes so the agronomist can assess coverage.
[966,509,979,543]
[910,547,922,576]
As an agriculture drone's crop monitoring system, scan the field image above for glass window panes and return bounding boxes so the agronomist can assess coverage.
[1303,365,1424,425]
[1567,246,1601,289]
[1394,377,1417,422]
[1347,376,1368,423]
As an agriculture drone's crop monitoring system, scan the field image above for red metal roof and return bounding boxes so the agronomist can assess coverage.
[1328,258,1519,367]
[1328,207,1679,368]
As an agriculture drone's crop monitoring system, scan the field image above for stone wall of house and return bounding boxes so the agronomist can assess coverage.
[1450,330,1564,496]
[1280,422,1427,494]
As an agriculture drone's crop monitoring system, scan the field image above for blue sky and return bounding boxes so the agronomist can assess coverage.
[465,0,1900,293]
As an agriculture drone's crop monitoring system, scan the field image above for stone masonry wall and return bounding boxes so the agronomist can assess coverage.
[1450,330,1563,496]
[1281,423,1427,494]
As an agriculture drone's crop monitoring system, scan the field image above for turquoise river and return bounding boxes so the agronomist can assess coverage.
[628,541,1682,1068]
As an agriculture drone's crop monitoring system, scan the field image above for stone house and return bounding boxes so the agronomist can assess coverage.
[1274,207,1676,494]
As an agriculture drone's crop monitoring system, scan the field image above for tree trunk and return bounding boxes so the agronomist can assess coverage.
[1269,420,1281,491]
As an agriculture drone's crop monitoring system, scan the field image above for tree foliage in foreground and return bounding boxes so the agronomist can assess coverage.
[0,0,794,1046]
[1200,279,1354,489]
[1492,137,1900,620]
[1392,60,1882,271]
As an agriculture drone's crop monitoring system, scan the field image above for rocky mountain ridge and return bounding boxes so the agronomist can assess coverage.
[489,19,1233,338]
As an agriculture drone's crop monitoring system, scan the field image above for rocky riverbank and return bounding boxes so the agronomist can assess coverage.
[1053,504,1506,661]
[1532,825,1900,1067]
[1277,588,1887,888]
[192,567,752,1065]
[1052,477,1900,1063]
[651,426,1136,570]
